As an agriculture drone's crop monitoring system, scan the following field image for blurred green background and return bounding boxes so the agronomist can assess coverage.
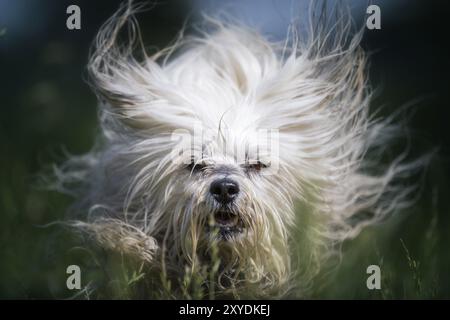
[0,0,449,299]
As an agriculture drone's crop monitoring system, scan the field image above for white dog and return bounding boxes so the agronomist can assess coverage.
[54,2,420,298]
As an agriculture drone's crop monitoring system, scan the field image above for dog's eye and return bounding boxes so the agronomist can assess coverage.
[187,161,207,172]
[245,161,268,172]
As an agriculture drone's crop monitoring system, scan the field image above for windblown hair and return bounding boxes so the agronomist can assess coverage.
[53,1,422,298]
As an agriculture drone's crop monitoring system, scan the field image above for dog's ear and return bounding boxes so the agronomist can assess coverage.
[255,11,367,139]
[88,3,195,133]
[257,37,366,133]
[253,17,368,184]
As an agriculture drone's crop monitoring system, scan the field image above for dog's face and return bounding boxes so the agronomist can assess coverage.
[171,115,287,242]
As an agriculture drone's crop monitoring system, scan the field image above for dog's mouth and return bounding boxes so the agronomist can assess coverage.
[214,210,239,226]
[209,210,244,240]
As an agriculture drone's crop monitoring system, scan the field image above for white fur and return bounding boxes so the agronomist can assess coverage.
[53,2,422,298]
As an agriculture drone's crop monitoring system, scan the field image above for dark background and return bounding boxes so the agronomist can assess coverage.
[0,0,449,298]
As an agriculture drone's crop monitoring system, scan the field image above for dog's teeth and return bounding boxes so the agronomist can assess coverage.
[214,210,239,227]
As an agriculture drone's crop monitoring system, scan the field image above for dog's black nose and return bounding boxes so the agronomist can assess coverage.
[210,178,239,203]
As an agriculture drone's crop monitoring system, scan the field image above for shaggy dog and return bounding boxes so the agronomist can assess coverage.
[54,2,420,298]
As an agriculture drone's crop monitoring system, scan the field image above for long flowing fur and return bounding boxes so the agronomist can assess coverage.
[52,1,424,298]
